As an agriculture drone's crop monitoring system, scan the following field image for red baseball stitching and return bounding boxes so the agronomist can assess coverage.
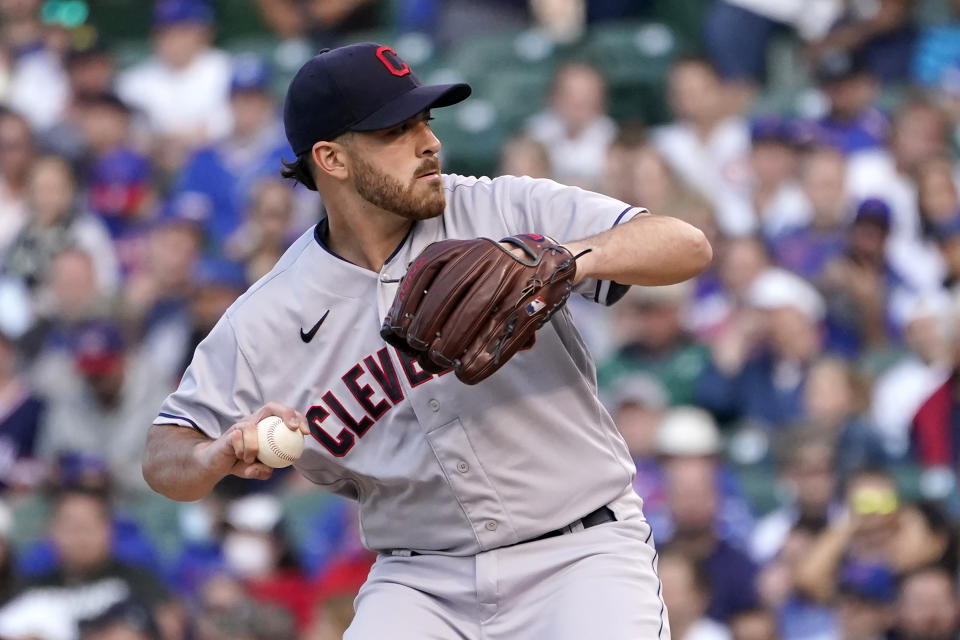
[265,419,296,462]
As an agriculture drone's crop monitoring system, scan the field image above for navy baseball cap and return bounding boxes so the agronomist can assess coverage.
[283,43,471,156]
[153,0,213,27]
[750,115,798,146]
[854,198,892,230]
[231,54,271,94]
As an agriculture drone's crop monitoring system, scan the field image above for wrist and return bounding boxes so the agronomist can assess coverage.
[563,240,594,285]
[192,439,228,482]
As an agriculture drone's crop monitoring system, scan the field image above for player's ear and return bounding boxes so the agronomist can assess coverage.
[311,140,349,181]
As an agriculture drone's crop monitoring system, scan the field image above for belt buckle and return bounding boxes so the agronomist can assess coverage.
[563,519,586,534]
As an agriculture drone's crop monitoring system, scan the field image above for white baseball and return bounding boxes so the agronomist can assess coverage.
[256,416,305,468]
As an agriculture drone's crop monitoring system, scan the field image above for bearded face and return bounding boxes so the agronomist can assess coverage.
[350,151,445,221]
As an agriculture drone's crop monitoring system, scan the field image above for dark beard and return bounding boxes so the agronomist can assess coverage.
[351,154,445,220]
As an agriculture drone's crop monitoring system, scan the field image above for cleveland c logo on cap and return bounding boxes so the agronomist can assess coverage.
[375,46,411,77]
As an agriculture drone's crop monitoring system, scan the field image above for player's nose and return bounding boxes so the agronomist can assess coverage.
[417,122,442,157]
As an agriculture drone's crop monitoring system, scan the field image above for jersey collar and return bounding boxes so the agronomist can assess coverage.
[313,215,416,269]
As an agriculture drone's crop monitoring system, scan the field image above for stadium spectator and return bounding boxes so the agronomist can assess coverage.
[117,0,232,161]
[0,110,34,259]
[220,493,315,630]
[175,54,290,249]
[806,0,915,83]
[769,147,850,283]
[872,293,954,459]
[768,146,849,278]
[819,198,913,355]
[24,246,111,364]
[702,0,787,87]
[750,429,841,564]
[497,133,551,180]
[909,304,960,479]
[192,567,297,640]
[696,269,824,429]
[609,374,670,532]
[744,116,809,239]
[123,197,204,325]
[653,56,751,236]
[659,546,732,640]
[225,179,296,282]
[0,328,43,493]
[1,0,70,132]
[755,524,836,640]
[834,562,898,640]
[847,100,949,290]
[599,283,708,404]
[801,357,886,476]
[34,321,171,497]
[0,487,179,640]
[43,40,122,165]
[78,93,155,244]
[3,154,119,294]
[794,467,950,603]
[622,143,719,242]
[66,39,116,100]
[892,566,960,640]
[688,235,770,339]
[526,62,617,190]
[139,256,246,388]
[654,406,756,549]
[916,155,960,236]
[601,125,646,203]
[662,453,759,621]
[810,50,888,155]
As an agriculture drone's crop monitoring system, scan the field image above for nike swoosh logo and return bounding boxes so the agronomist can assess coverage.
[300,310,330,343]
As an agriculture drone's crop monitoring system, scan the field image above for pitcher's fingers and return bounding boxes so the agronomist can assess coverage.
[256,402,308,434]
[229,427,245,461]
[237,421,260,464]
[239,462,274,480]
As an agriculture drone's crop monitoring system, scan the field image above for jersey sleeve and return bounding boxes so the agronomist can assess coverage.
[153,314,261,439]
[492,175,644,306]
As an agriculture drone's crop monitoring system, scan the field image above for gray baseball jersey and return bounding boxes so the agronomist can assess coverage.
[155,173,644,555]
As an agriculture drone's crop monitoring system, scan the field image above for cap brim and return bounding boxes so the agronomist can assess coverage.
[350,83,472,132]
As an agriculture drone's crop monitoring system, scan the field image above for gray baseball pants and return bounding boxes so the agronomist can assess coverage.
[344,490,669,639]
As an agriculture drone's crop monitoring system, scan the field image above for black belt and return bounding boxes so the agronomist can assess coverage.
[524,505,616,544]
[394,505,616,557]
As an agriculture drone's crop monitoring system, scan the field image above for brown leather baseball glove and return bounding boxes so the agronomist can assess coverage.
[380,234,585,384]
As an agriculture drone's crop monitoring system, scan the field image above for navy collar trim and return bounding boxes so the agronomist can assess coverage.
[313,216,416,268]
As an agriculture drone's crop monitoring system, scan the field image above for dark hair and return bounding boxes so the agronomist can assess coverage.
[280,131,354,192]
[280,153,317,191]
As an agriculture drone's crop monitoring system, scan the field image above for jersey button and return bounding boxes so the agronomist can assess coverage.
[428,399,440,412]
[485,520,498,531]
[457,461,469,473]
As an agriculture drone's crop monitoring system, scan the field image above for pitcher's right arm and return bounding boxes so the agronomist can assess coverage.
[143,402,307,501]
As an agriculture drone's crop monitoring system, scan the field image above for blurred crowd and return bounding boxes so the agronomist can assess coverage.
[0,0,959,639]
